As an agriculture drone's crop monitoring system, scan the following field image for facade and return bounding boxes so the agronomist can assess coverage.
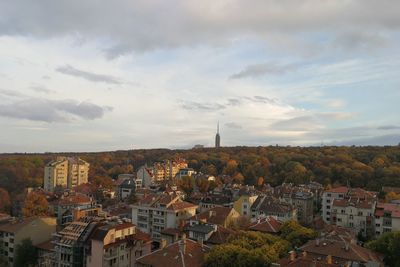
[198,194,233,213]
[44,157,90,192]
[0,217,57,266]
[233,194,258,217]
[137,166,155,188]
[374,202,400,236]
[251,195,297,222]
[321,187,348,223]
[175,168,196,179]
[131,193,197,241]
[86,223,151,267]
[188,207,239,228]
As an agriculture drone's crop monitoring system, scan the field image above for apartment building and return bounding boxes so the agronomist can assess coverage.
[131,193,197,241]
[321,187,348,223]
[44,157,90,192]
[0,217,56,266]
[251,195,297,222]
[374,202,400,236]
[86,223,151,267]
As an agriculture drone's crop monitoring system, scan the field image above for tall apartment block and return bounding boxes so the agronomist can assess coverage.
[44,156,90,192]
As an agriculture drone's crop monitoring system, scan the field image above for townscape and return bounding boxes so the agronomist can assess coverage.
[1,134,400,267]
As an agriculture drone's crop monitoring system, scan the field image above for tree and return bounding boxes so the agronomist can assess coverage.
[22,192,49,217]
[0,188,11,213]
[385,191,400,203]
[177,176,195,195]
[14,238,38,267]
[366,231,400,267]
[280,220,318,247]
[204,231,290,267]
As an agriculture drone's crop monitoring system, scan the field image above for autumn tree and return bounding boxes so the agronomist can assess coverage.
[177,176,195,195]
[385,191,400,203]
[22,192,49,217]
[0,188,11,213]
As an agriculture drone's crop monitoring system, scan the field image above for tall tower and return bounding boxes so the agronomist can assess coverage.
[215,122,221,148]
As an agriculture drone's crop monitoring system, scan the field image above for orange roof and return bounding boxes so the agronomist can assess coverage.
[247,216,282,233]
[167,201,197,211]
[189,207,234,226]
[136,238,210,267]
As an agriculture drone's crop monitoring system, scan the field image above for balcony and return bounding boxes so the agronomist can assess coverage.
[104,250,117,259]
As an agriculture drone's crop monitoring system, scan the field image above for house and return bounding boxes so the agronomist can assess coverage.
[299,238,384,267]
[36,239,56,267]
[186,224,217,242]
[251,195,297,222]
[233,194,259,218]
[247,216,283,234]
[274,251,341,267]
[131,193,197,241]
[175,168,196,179]
[198,194,233,213]
[136,235,210,267]
[137,166,155,188]
[188,207,239,228]
[86,222,151,267]
[0,217,57,265]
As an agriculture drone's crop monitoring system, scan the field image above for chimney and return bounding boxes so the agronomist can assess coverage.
[289,251,296,261]
[160,239,167,249]
[315,238,320,247]
[302,251,307,259]
[345,242,349,251]
[327,255,332,264]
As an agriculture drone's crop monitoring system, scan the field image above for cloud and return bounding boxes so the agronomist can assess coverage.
[0,97,112,122]
[0,89,24,97]
[30,85,55,94]
[180,100,226,111]
[56,65,121,84]
[230,63,299,79]
[225,122,242,129]
[334,31,387,51]
[377,125,400,130]
[326,99,346,108]
[1,0,400,57]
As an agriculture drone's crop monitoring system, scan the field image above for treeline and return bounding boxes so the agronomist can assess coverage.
[1,146,400,200]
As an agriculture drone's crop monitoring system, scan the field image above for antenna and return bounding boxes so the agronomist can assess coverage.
[217,121,219,134]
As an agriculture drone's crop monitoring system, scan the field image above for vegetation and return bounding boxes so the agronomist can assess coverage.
[22,192,49,217]
[0,187,11,213]
[14,238,38,267]
[366,231,400,267]
[0,146,400,206]
[280,220,318,247]
[204,231,290,267]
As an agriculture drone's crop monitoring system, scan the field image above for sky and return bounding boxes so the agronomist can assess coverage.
[0,0,400,152]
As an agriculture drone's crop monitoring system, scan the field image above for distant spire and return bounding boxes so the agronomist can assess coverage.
[215,121,221,148]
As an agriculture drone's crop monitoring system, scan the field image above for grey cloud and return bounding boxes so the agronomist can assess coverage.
[1,1,400,57]
[225,122,242,129]
[377,125,400,130]
[0,89,24,97]
[0,97,112,122]
[230,63,299,79]
[270,116,317,131]
[334,32,387,51]
[56,65,121,84]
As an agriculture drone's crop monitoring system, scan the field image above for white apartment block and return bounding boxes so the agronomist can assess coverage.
[374,202,400,236]
[131,193,197,241]
[321,186,348,223]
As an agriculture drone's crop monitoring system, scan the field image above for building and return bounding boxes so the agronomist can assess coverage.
[49,192,95,226]
[175,168,196,179]
[188,207,239,228]
[233,194,259,218]
[136,235,210,267]
[215,122,220,148]
[137,166,155,188]
[0,217,57,266]
[131,193,197,241]
[274,184,314,225]
[374,202,400,236]
[274,251,341,267]
[44,157,90,192]
[247,216,283,234]
[117,175,141,200]
[86,222,151,267]
[323,187,377,236]
[36,239,56,267]
[198,194,233,213]
[53,218,99,267]
[251,195,297,222]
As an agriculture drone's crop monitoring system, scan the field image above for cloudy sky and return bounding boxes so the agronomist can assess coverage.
[0,0,400,152]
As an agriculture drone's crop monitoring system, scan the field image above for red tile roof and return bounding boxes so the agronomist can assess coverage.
[247,216,282,234]
[189,207,235,226]
[136,238,210,267]
[325,187,348,194]
[167,201,197,211]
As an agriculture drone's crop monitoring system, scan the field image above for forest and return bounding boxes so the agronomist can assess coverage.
[1,145,400,205]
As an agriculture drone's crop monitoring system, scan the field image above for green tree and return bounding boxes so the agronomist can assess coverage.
[204,231,290,267]
[14,238,38,267]
[366,231,400,267]
[280,220,318,247]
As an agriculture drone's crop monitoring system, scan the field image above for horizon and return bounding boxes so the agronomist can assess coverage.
[1,0,400,152]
